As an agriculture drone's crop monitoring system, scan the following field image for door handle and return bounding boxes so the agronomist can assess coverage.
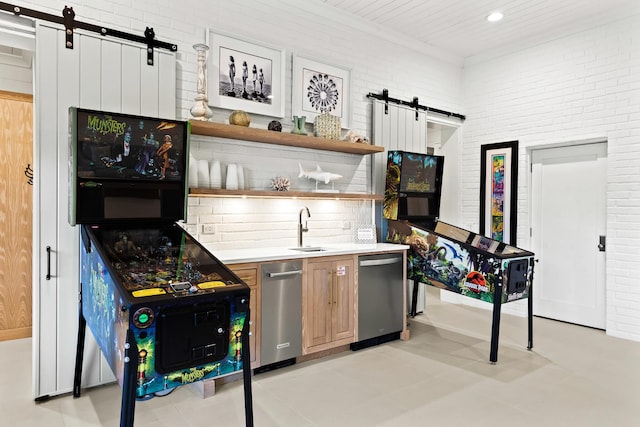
[598,235,606,252]
[46,246,52,280]
[266,270,302,278]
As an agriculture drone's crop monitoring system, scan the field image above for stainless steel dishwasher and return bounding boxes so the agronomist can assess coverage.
[352,253,404,350]
[259,260,303,370]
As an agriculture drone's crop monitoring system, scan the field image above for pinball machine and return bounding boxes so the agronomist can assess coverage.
[384,150,535,363]
[68,108,253,426]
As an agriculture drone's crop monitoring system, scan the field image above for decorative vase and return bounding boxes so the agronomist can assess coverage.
[188,155,198,188]
[210,160,222,189]
[314,112,341,139]
[190,43,213,121]
[197,159,210,188]
[291,115,307,135]
[229,110,251,126]
[237,164,245,190]
[268,120,282,132]
[225,164,238,190]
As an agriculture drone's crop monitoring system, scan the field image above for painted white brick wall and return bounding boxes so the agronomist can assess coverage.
[462,15,640,341]
[17,0,461,250]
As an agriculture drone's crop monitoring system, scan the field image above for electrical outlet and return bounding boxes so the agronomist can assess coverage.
[342,221,351,230]
[202,224,216,234]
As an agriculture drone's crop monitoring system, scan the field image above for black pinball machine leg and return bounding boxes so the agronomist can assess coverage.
[489,282,503,364]
[410,280,419,318]
[242,308,254,427]
[120,329,138,427]
[73,296,86,398]
[528,280,533,350]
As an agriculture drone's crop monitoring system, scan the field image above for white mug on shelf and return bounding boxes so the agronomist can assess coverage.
[226,163,238,190]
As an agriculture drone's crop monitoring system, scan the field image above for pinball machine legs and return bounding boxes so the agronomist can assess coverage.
[242,308,254,427]
[73,302,254,427]
[73,300,138,427]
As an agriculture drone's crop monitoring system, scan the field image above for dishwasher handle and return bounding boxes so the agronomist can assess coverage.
[359,257,403,267]
[266,270,303,278]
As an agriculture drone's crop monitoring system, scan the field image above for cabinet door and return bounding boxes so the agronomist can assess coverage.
[305,260,333,348]
[227,264,260,368]
[332,259,355,342]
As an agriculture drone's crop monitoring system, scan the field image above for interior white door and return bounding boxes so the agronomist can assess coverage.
[33,23,176,398]
[531,142,606,329]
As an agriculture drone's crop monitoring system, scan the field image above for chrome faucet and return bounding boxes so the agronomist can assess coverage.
[298,206,311,247]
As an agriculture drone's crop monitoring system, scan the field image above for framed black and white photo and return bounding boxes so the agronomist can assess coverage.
[207,30,285,118]
[292,55,352,129]
[479,141,519,245]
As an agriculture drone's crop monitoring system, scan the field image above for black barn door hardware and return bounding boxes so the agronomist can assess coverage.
[367,89,466,121]
[0,2,178,65]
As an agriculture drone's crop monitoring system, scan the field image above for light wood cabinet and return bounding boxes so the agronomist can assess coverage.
[303,255,356,354]
[227,263,260,369]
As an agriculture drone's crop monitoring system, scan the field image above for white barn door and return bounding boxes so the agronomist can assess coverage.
[33,23,176,398]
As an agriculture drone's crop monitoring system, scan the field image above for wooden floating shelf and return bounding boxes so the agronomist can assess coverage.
[189,188,383,201]
[189,121,385,155]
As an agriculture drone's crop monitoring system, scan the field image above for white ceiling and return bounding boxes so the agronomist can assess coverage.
[315,0,640,63]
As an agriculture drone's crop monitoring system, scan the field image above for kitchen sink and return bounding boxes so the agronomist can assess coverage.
[289,247,327,252]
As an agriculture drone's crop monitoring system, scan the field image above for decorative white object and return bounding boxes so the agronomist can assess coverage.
[237,164,245,190]
[226,164,238,190]
[343,129,369,144]
[298,163,342,184]
[190,43,213,121]
[210,160,222,189]
[188,155,198,188]
[197,159,210,188]
[298,163,342,192]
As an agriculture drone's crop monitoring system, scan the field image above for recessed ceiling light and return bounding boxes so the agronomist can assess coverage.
[487,11,504,22]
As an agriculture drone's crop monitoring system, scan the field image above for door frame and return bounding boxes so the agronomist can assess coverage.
[527,137,608,329]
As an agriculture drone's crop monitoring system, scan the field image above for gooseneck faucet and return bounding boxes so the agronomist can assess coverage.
[298,206,311,247]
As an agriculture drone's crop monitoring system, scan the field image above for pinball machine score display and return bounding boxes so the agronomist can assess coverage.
[68,108,253,426]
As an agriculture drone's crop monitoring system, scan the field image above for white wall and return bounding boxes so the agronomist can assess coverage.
[14,0,462,250]
[461,14,640,341]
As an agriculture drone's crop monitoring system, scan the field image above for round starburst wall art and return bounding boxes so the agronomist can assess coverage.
[307,73,339,113]
[293,55,352,129]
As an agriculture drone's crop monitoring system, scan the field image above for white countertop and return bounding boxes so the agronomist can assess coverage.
[207,243,410,264]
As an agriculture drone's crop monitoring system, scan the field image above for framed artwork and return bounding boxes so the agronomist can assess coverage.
[292,55,352,129]
[207,29,285,118]
[479,141,519,245]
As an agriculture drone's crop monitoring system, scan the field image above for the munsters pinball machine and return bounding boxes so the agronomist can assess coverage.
[68,108,253,426]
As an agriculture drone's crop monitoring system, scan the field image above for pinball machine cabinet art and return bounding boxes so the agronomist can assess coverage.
[387,219,535,363]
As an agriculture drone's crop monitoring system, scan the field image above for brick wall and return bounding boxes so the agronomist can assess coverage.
[16,0,462,249]
[461,15,640,341]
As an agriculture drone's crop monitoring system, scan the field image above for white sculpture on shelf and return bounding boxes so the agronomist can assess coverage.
[298,163,342,192]
[190,43,213,121]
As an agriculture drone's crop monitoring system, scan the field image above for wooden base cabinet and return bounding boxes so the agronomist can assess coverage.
[303,256,356,354]
[228,263,260,369]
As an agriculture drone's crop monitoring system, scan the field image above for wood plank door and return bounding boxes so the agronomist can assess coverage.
[33,23,176,398]
[0,90,32,341]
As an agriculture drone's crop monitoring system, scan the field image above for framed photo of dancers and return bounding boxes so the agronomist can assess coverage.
[207,29,286,118]
[292,55,352,129]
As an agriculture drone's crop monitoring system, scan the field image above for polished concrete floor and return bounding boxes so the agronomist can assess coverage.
[3,288,640,426]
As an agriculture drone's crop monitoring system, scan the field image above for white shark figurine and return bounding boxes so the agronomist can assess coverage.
[298,163,342,184]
